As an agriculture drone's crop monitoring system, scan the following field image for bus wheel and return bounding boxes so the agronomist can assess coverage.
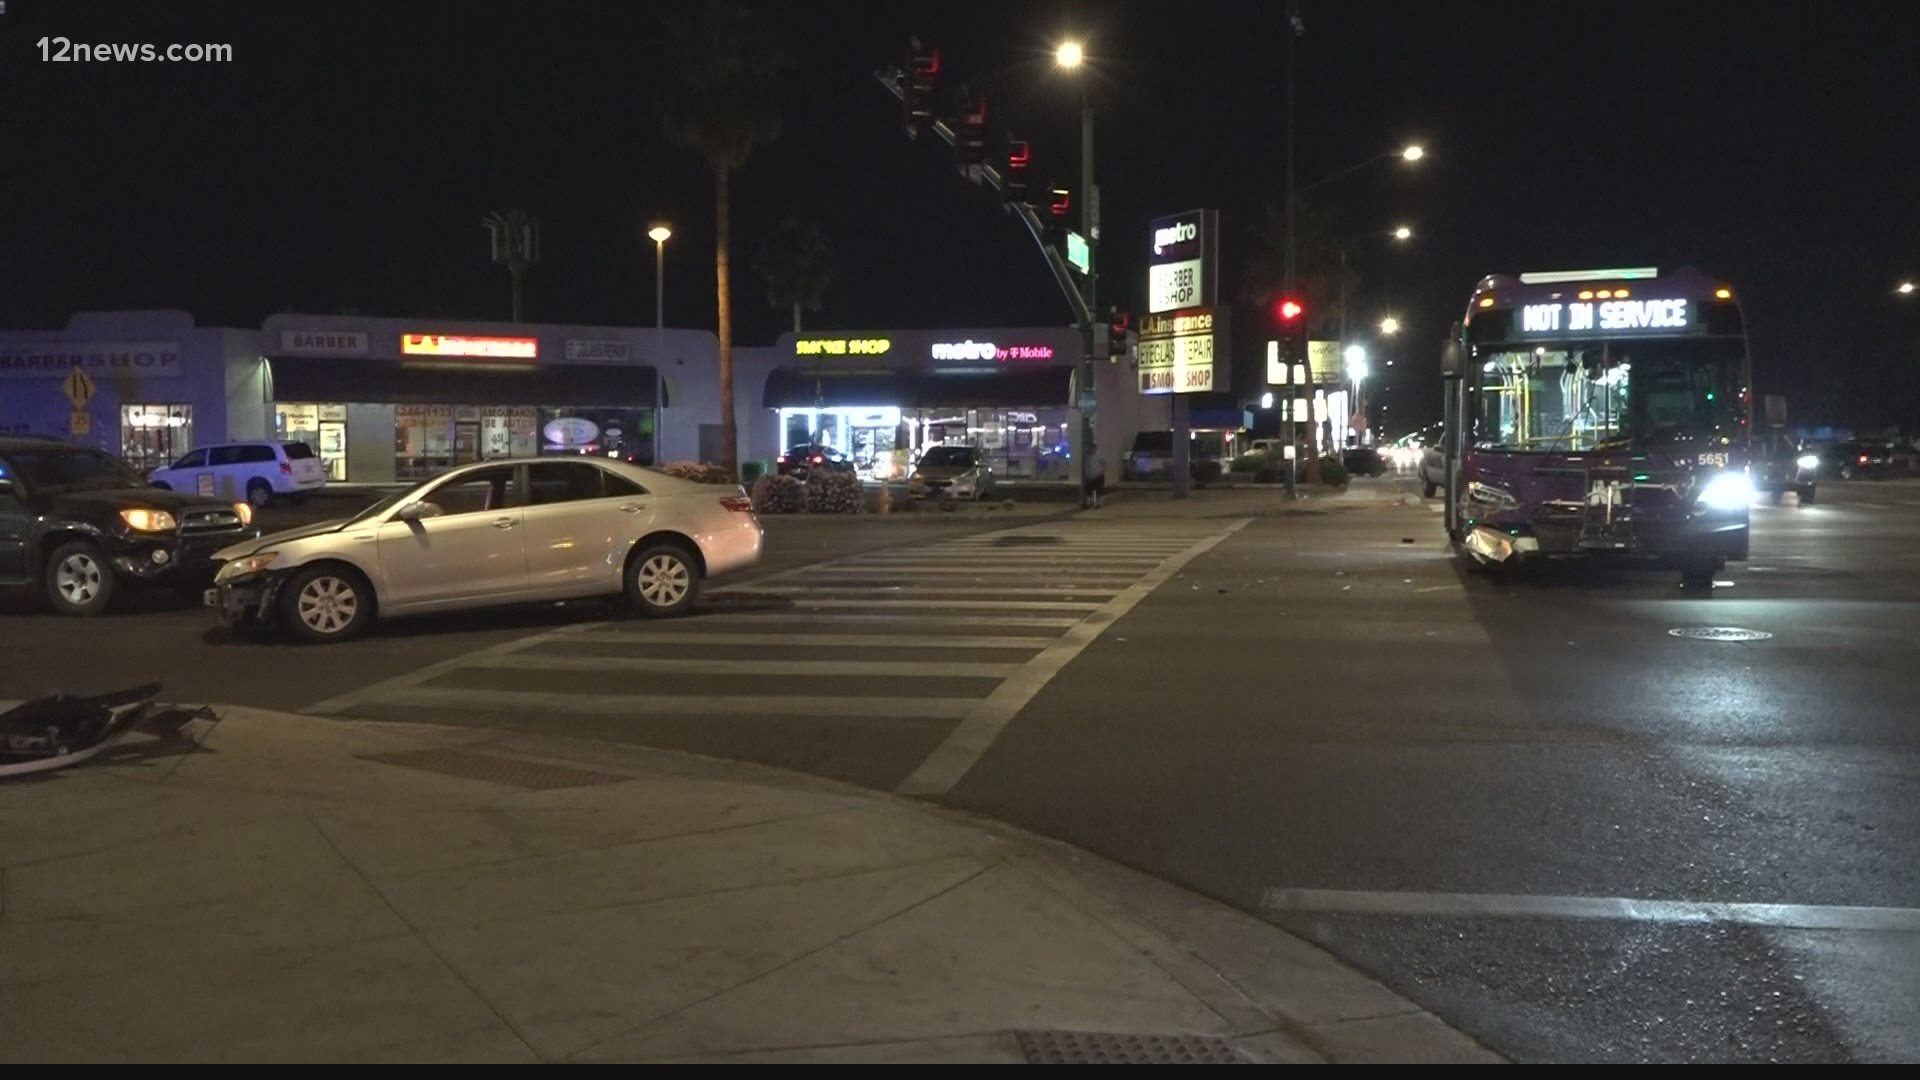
[1679,559,1720,590]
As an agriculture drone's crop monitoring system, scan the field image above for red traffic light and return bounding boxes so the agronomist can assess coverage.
[1278,298,1305,322]
[1050,186,1071,218]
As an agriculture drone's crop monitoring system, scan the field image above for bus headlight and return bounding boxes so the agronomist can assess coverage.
[1696,471,1754,512]
[1466,481,1520,512]
[1795,454,1819,470]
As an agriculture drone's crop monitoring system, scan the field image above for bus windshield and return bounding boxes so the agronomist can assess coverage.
[1471,338,1744,453]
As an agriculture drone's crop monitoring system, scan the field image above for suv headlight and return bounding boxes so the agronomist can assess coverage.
[120,508,178,532]
[214,551,279,583]
[1796,454,1819,470]
[1696,471,1754,512]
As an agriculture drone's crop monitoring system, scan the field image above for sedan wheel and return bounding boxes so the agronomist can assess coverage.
[45,541,116,616]
[626,544,699,617]
[278,566,372,643]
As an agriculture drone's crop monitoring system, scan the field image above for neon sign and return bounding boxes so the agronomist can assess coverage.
[794,338,891,356]
[930,340,1055,362]
[401,333,538,358]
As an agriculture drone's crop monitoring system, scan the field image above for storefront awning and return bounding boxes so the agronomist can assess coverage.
[267,358,659,407]
[763,368,1071,410]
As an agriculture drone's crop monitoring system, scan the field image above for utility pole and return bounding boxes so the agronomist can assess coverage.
[1282,0,1303,496]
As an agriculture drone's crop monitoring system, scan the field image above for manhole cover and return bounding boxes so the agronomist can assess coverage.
[1017,1030,1244,1065]
[995,535,1064,546]
[1667,626,1773,642]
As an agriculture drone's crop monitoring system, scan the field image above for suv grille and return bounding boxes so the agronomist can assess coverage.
[180,509,245,536]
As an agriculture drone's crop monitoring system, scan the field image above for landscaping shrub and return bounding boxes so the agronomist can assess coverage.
[805,469,864,513]
[1318,454,1349,487]
[749,473,805,513]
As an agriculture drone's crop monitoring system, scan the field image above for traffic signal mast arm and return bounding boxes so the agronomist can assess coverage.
[875,68,1092,328]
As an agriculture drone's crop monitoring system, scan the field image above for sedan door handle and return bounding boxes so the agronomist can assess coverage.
[618,503,647,514]
[491,517,517,529]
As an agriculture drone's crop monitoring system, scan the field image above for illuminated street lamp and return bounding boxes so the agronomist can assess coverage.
[1401,144,1426,162]
[1392,224,1413,241]
[647,223,671,362]
[1344,344,1370,383]
[1054,39,1084,69]
[1898,281,1916,295]
[1379,316,1402,336]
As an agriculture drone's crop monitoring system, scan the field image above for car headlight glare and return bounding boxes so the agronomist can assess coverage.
[119,508,178,532]
[1796,454,1819,470]
[232,501,254,526]
[1696,471,1754,512]
[214,551,280,583]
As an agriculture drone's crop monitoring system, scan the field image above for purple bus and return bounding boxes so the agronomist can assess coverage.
[1437,267,1753,587]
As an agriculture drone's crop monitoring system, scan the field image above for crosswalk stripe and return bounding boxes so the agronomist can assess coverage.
[690,611,1086,628]
[781,598,1104,610]
[554,630,1056,649]
[792,567,1143,578]
[477,653,1021,678]
[369,686,981,719]
[751,584,1120,596]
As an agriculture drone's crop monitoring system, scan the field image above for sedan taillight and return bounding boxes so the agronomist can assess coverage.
[719,495,754,513]
[279,461,292,474]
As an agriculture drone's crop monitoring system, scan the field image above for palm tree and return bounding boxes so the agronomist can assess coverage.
[481,210,542,321]
[658,1,793,476]
[755,217,834,333]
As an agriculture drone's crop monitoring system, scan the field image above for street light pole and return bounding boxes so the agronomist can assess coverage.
[1057,39,1100,498]
[648,223,671,461]
[1282,0,1301,496]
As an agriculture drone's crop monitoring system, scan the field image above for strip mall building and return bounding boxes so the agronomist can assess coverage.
[0,311,1165,483]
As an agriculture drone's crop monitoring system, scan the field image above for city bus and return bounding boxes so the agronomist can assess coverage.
[1437,267,1753,587]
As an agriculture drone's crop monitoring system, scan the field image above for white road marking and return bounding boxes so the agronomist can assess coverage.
[698,612,1086,628]
[752,584,1121,596]
[1262,887,1920,932]
[787,598,1105,610]
[898,519,1253,796]
[302,621,601,716]
[364,686,982,719]
[554,630,1055,649]
[475,653,1021,678]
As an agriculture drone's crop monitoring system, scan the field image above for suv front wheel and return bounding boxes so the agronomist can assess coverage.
[45,539,118,616]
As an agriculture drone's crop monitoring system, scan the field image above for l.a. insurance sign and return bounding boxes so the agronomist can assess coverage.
[1136,306,1228,395]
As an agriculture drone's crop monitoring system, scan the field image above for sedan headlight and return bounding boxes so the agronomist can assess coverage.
[232,501,254,526]
[1796,454,1819,470]
[1696,471,1754,512]
[120,508,178,532]
[214,551,279,584]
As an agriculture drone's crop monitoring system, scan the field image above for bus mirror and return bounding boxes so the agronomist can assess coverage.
[1441,339,1465,377]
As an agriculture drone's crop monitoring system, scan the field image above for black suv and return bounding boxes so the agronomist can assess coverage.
[0,437,258,616]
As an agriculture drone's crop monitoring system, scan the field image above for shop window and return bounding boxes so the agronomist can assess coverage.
[120,404,193,474]
[396,404,457,481]
[277,402,349,480]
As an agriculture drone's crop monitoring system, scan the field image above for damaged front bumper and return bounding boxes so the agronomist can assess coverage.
[204,573,283,628]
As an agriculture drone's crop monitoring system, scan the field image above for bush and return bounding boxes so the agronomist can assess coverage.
[658,460,736,485]
[749,473,805,513]
[1318,454,1349,487]
[1191,459,1224,488]
[1254,462,1282,484]
[740,460,768,485]
[805,469,864,513]
[1228,452,1268,474]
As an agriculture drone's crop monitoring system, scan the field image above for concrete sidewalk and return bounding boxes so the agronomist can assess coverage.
[0,706,1494,1064]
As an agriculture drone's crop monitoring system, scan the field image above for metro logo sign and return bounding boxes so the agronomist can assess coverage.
[401,333,538,359]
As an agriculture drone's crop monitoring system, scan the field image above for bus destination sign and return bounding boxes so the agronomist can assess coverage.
[1519,297,1692,336]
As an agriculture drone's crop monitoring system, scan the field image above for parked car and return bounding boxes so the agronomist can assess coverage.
[0,437,257,616]
[775,444,856,480]
[909,445,995,501]
[1811,440,1894,481]
[1419,428,1448,497]
[149,440,327,507]
[208,457,761,643]
[1753,432,1817,504]
[1341,446,1388,478]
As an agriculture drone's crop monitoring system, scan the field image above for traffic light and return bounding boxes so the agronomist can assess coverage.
[902,36,939,137]
[1045,183,1071,242]
[1002,136,1031,201]
[1108,308,1132,362]
[953,94,987,167]
[1276,297,1308,370]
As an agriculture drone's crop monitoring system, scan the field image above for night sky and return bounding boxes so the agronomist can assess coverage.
[4,0,1917,431]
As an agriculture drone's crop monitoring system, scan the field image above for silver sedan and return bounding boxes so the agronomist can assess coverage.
[207,457,762,643]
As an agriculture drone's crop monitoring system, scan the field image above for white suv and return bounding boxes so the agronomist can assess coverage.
[150,441,327,507]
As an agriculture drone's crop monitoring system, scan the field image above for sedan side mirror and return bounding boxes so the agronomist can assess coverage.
[396,500,443,522]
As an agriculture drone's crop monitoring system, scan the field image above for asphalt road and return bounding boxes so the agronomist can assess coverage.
[6,475,1918,1061]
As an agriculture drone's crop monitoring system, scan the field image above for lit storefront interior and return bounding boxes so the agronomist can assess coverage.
[120,403,194,473]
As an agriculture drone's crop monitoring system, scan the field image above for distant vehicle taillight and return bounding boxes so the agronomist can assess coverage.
[811,455,823,464]
[1859,454,1869,464]
[777,454,787,463]
[719,495,753,513]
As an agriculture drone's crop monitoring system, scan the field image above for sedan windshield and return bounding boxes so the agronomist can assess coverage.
[3,447,146,492]
[918,447,977,468]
